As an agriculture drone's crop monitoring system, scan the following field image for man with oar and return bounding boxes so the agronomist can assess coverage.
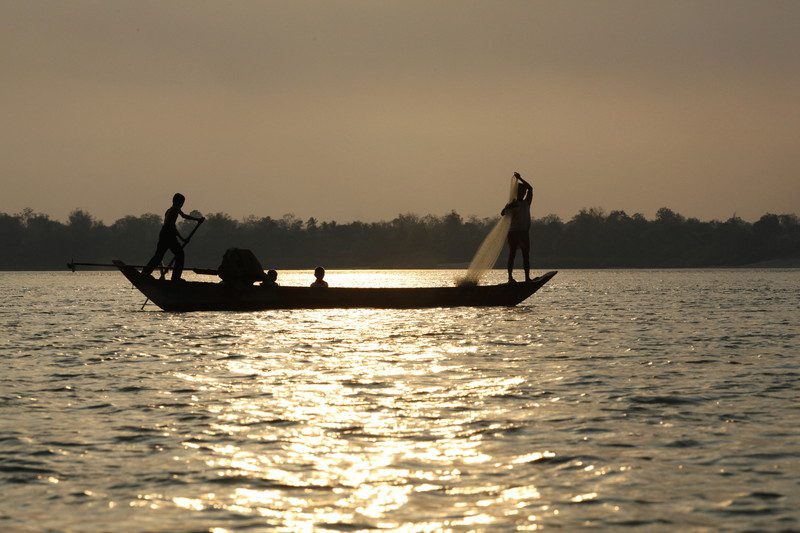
[142,193,205,282]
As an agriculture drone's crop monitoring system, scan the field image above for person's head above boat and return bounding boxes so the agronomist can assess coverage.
[172,193,186,208]
[311,267,328,288]
[265,269,278,285]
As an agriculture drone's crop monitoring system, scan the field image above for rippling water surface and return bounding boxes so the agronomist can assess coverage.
[1,269,798,531]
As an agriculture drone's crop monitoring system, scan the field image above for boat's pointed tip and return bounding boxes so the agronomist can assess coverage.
[529,271,557,281]
[112,260,138,276]
[111,260,132,272]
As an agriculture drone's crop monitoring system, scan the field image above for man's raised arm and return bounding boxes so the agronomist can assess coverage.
[514,172,533,203]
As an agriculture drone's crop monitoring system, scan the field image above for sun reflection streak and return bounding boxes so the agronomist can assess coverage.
[160,301,584,529]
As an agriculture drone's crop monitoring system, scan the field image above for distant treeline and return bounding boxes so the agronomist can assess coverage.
[1,207,798,270]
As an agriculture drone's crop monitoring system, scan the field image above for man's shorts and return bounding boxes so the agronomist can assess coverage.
[507,230,530,250]
[157,229,182,253]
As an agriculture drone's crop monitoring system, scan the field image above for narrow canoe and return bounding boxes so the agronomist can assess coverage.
[113,260,557,312]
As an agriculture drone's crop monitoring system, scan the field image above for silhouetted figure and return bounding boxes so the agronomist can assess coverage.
[263,269,279,287]
[310,266,328,288]
[142,193,204,281]
[501,172,533,282]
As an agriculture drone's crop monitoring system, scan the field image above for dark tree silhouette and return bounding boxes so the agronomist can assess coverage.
[0,207,798,270]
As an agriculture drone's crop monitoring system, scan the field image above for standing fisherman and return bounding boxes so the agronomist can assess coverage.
[142,193,204,282]
[501,172,533,283]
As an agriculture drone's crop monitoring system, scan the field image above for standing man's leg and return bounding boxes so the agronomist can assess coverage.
[169,241,185,281]
[143,240,169,276]
[521,235,531,282]
[507,236,518,282]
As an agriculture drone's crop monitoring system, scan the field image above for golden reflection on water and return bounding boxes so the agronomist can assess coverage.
[166,273,561,528]
[11,270,797,530]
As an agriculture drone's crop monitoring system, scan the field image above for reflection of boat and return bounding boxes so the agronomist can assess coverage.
[113,261,557,312]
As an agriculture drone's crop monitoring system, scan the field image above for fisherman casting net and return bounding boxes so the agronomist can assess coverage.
[457,177,518,286]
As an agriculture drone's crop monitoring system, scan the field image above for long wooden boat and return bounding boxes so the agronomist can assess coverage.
[113,260,557,312]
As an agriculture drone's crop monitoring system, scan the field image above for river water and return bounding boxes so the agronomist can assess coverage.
[1,269,798,531]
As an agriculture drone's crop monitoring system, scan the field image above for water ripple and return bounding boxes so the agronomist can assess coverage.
[0,269,798,530]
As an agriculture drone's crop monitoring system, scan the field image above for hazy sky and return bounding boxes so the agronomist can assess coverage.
[2,0,798,223]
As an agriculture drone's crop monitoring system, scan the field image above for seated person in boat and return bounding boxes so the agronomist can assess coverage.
[263,269,279,287]
[310,266,328,288]
[501,172,533,283]
[142,193,204,282]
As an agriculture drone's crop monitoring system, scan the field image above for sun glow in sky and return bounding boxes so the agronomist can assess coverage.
[1,1,799,223]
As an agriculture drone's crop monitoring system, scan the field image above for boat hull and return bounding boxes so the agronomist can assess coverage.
[113,261,556,312]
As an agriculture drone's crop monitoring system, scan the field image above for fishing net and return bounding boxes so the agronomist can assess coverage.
[457,177,517,286]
